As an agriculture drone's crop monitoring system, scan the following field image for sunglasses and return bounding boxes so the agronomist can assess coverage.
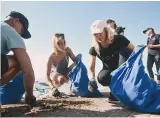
[55,33,65,40]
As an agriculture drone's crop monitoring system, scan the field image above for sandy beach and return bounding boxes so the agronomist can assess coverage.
[1,87,160,117]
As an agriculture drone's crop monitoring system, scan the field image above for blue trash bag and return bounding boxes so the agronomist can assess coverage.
[0,72,25,105]
[109,46,160,113]
[68,54,103,97]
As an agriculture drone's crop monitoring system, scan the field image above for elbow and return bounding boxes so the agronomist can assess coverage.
[128,43,135,51]
[89,66,95,73]
[73,57,76,62]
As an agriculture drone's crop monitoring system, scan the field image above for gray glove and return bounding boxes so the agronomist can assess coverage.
[88,78,98,92]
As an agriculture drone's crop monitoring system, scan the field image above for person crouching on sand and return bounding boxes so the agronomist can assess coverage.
[88,20,135,103]
[46,33,76,94]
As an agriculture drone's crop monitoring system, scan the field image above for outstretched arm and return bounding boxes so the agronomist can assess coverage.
[88,55,96,80]
[12,48,35,97]
[46,54,54,89]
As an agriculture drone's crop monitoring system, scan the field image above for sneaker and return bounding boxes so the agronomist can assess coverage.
[107,92,119,104]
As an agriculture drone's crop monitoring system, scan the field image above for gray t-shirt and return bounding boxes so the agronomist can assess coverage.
[1,22,26,55]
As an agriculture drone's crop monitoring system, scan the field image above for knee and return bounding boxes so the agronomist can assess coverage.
[57,76,65,85]
[97,70,112,86]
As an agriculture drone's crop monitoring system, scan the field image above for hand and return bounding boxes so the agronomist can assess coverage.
[88,78,98,92]
[148,44,154,49]
[64,74,70,83]
[25,94,36,106]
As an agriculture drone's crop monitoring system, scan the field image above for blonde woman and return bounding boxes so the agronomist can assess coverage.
[88,20,135,103]
[46,33,76,92]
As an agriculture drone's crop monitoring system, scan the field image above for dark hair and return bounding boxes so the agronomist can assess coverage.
[143,28,155,34]
[106,19,117,29]
[115,27,125,35]
[106,19,115,24]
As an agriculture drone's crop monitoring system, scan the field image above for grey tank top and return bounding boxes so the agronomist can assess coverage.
[53,55,69,74]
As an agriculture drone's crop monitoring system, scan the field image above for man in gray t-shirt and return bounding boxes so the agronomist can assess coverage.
[1,11,36,105]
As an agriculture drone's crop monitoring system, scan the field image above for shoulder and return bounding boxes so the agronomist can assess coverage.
[50,52,56,58]
[65,47,72,55]
[114,35,126,40]
[1,23,19,37]
[114,35,129,42]
[1,22,24,42]
[66,47,71,51]
[1,23,12,32]
[1,23,26,50]
[89,47,97,56]
[89,46,96,51]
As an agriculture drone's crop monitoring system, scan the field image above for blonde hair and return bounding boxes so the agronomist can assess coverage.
[52,33,67,53]
[91,27,115,55]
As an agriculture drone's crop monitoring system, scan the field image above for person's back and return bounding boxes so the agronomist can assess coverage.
[1,22,26,55]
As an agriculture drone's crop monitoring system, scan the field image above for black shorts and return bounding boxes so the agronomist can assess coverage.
[1,54,9,76]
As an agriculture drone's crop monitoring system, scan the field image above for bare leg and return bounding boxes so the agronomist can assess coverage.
[64,62,76,82]
[51,73,67,87]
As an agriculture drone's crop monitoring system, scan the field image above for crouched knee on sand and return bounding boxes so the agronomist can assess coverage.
[46,33,76,88]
